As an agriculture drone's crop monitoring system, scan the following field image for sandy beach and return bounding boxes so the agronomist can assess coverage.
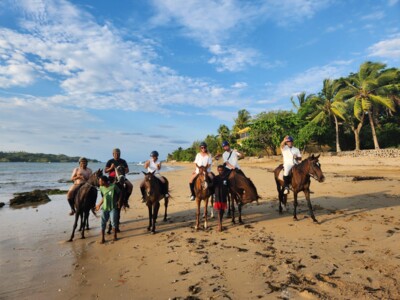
[1,155,400,299]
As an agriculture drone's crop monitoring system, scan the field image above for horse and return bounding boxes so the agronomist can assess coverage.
[273,154,325,223]
[107,165,129,233]
[227,169,260,224]
[142,170,170,234]
[68,169,102,242]
[193,165,213,230]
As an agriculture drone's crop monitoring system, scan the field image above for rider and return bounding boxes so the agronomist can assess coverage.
[280,135,302,194]
[66,157,92,215]
[105,148,133,202]
[140,150,169,202]
[189,142,214,201]
[222,141,245,176]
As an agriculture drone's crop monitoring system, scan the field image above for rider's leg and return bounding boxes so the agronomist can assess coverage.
[189,173,197,201]
[67,184,79,215]
[140,180,146,203]
[283,164,292,194]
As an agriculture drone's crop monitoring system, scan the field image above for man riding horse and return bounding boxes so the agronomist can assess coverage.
[105,148,133,204]
[280,135,302,194]
[140,150,169,202]
[221,141,245,177]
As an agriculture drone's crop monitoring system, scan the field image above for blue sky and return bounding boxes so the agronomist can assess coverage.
[0,0,399,162]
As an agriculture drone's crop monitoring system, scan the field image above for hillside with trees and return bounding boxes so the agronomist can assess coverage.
[168,62,400,162]
[0,151,100,163]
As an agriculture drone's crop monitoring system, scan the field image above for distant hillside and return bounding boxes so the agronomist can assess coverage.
[0,151,100,163]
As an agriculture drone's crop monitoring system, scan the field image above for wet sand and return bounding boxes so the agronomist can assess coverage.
[1,156,400,299]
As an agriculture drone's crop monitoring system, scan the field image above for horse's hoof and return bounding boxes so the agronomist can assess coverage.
[67,239,73,242]
[312,218,319,224]
[81,236,85,239]
[107,231,111,235]
[116,228,121,233]
[86,227,90,231]
[293,217,298,221]
[195,226,199,231]
[239,221,244,225]
[147,227,151,231]
[151,231,156,235]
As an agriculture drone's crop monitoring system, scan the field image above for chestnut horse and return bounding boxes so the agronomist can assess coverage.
[142,171,170,234]
[274,154,325,223]
[194,165,213,230]
[68,169,102,242]
[227,169,260,224]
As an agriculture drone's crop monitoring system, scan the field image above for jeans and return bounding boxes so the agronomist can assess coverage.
[101,208,118,231]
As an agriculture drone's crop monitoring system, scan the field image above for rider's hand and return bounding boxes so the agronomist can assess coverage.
[95,204,100,211]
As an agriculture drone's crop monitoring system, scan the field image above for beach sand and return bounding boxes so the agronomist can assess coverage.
[1,155,400,299]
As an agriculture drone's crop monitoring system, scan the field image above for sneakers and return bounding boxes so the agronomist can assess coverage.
[283,187,290,195]
[69,211,75,216]
[190,195,195,201]
[165,193,170,198]
[141,197,146,203]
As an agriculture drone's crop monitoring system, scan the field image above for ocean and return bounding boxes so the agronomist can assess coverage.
[0,162,178,204]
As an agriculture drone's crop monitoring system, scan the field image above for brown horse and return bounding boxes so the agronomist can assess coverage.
[142,171,169,234]
[68,169,102,242]
[227,169,260,224]
[194,165,213,230]
[274,154,325,223]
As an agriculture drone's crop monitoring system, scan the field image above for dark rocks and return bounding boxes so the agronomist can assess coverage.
[0,202,5,208]
[10,189,51,207]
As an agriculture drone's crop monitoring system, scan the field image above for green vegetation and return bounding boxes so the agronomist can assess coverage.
[0,151,100,163]
[168,61,400,162]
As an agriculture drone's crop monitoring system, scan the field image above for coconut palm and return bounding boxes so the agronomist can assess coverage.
[337,62,397,150]
[233,109,251,133]
[308,79,347,152]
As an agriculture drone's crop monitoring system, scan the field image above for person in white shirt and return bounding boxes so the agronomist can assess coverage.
[67,157,92,215]
[189,142,213,201]
[140,151,169,202]
[222,141,244,174]
[280,135,302,194]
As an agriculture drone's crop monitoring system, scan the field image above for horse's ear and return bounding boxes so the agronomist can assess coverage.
[310,154,314,158]
[142,171,147,175]
[151,170,156,175]
[315,154,320,159]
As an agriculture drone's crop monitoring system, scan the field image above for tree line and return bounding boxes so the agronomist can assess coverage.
[0,151,100,163]
[168,61,400,161]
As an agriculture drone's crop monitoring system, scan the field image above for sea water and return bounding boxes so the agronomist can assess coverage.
[0,162,178,203]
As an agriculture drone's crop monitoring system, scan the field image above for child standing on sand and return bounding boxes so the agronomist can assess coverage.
[96,175,120,243]
[214,165,229,232]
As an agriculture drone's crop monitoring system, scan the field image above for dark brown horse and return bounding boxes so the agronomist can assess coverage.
[68,169,102,242]
[142,171,169,234]
[227,169,260,224]
[107,165,129,233]
[194,165,213,230]
[274,154,325,223]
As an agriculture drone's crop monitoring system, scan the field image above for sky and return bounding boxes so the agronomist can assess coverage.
[0,0,399,162]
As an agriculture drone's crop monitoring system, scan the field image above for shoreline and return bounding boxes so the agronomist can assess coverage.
[1,156,399,299]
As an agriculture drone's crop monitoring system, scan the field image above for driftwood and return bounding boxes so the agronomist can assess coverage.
[352,176,384,181]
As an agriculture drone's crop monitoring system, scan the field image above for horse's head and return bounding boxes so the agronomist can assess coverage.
[89,168,103,187]
[307,154,325,182]
[115,165,126,184]
[195,164,209,191]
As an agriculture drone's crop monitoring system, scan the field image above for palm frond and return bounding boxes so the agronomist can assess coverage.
[354,99,363,120]
[369,94,396,112]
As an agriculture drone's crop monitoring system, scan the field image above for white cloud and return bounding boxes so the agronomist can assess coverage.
[150,0,331,72]
[231,82,248,89]
[266,62,350,101]
[0,0,250,112]
[208,45,258,72]
[368,35,400,60]
[361,11,385,21]
[388,0,399,6]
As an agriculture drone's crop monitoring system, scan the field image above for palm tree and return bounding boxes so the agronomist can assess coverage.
[290,91,307,111]
[232,109,251,133]
[337,62,397,149]
[308,79,347,152]
[217,124,231,144]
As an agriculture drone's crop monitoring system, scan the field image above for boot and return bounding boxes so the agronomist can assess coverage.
[68,198,75,215]
[140,186,146,203]
[189,182,195,201]
[283,176,291,195]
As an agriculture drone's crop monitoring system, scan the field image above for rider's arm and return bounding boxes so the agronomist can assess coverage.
[280,136,289,150]
[105,161,114,174]
[144,160,150,169]
[157,162,161,170]
[70,168,78,181]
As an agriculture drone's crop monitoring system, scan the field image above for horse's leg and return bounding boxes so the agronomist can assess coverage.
[204,198,208,230]
[195,199,200,230]
[231,195,236,224]
[304,190,318,223]
[116,207,121,232]
[293,192,299,221]
[80,212,87,239]
[163,196,169,222]
[147,204,152,232]
[226,193,231,218]
[152,201,160,234]
[68,212,80,242]
[238,202,244,224]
